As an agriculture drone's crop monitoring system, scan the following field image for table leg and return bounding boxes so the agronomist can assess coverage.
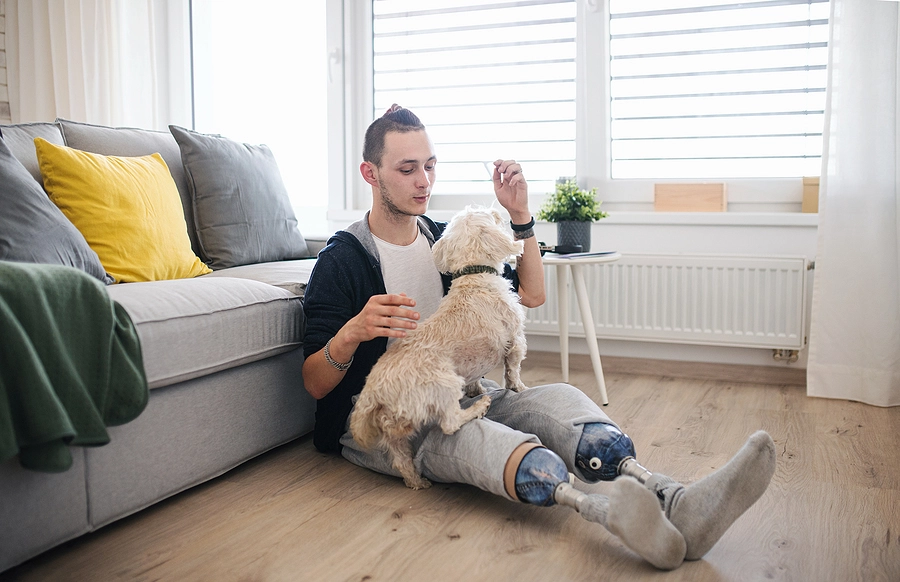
[570,263,609,405]
[556,264,569,383]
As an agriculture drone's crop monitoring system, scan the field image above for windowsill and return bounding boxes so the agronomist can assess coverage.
[596,211,819,227]
[328,209,819,228]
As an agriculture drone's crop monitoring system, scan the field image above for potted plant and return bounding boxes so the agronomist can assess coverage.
[536,178,608,252]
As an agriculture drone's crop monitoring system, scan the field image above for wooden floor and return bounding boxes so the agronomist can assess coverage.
[4,351,899,581]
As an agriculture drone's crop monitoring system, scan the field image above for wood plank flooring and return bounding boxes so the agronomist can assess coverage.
[3,351,898,581]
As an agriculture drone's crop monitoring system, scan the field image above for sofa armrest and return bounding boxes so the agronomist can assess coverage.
[305,237,329,257]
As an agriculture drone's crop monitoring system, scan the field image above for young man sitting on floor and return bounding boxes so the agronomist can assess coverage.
[301,105,776,570]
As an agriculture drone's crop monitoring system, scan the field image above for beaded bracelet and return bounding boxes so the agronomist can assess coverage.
[324,337,353,371]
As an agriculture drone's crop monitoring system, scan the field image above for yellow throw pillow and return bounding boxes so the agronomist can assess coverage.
[34,138,211,283]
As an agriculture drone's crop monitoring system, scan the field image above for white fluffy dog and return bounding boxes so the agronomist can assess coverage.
[350,206,529,490]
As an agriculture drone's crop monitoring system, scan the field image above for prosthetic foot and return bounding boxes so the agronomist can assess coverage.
[619,431,777,560]
[514,447,686,570]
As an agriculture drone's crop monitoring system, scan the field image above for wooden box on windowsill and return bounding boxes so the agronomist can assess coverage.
[802,177,819,213]
[654,183,727,212]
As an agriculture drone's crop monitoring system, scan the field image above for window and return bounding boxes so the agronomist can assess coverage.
[372,0,577,207]
[191,0,328,235]
[358,0,830,212]
[609,0,829,179]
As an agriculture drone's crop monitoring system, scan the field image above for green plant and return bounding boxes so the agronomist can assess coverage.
[536,179,608,222]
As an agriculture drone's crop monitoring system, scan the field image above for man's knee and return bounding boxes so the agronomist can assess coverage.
[576,422,636,482]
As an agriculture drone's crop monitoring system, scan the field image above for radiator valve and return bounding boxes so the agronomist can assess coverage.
[772,349,799,363]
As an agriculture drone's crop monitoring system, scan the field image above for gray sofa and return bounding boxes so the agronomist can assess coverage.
[0,119,323,572]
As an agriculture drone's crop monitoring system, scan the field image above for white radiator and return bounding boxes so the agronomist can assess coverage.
[527,253,809,350]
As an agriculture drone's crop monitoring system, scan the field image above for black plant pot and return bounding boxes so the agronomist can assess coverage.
[556,221,591,252]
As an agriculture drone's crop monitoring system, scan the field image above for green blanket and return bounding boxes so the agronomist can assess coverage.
[0,261,148,472]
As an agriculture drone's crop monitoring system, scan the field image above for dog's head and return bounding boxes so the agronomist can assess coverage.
[432,206,525,274]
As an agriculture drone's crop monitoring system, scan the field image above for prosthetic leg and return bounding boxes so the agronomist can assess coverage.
[513,446,686,570]
[572,423,777,561]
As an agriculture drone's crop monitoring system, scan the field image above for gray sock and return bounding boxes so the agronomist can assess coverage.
[557,479,686,570]
[645,430,776,560]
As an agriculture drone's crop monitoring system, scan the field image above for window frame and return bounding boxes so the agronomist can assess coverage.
[328,0,813,225]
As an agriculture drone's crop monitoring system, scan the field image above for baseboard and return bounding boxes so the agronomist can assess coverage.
[525,334,810,370]
[525,350,808,387]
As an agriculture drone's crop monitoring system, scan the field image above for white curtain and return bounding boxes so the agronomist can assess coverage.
[5,0,191,129]
[807,0,900,407]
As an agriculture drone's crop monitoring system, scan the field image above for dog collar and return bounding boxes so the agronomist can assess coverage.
[450,265,499,280]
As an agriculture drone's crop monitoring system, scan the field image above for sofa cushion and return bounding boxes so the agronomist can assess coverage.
[169,125,309,269]
[0,122,65,185]
[34,138,211,283]
[200,258,317,297]
[106,277,303,389]
[0,136,111,283]
[57,119,204,260]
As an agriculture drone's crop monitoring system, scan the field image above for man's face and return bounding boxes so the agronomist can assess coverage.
[374,129,437,218]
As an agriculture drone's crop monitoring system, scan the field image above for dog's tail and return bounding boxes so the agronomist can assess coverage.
[349,392,384,450]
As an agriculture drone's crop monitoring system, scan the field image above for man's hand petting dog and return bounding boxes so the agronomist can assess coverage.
[350,293,420,341]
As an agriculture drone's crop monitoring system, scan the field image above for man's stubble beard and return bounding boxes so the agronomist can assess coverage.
[378,177,424,220]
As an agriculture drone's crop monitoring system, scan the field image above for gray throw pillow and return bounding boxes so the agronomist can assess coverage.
[169,125,309,269]
[0,122,66,184]
[0,135,112,284]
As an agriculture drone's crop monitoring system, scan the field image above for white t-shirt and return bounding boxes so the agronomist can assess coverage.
[373,230,444,346]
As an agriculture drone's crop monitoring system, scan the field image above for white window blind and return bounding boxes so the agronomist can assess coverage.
[609,0,829,179]
[372,0,577,202]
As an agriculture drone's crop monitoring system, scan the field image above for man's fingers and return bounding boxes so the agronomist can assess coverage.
[365,295,420,329]
[368,308,418,339]
[385,305,419,321]
[494,160,523,184]
[374,293,416,308]
[382,314,418,329]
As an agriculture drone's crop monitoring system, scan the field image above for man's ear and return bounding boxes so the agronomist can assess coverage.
[360,161,379,187]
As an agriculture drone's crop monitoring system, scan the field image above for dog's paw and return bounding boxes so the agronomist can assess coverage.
[404,475,432,490]
[441,421,463,435]
[474,394,491,417]
[510,382,528,392]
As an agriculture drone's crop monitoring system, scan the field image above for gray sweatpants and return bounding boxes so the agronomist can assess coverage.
[340,381,615,501]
